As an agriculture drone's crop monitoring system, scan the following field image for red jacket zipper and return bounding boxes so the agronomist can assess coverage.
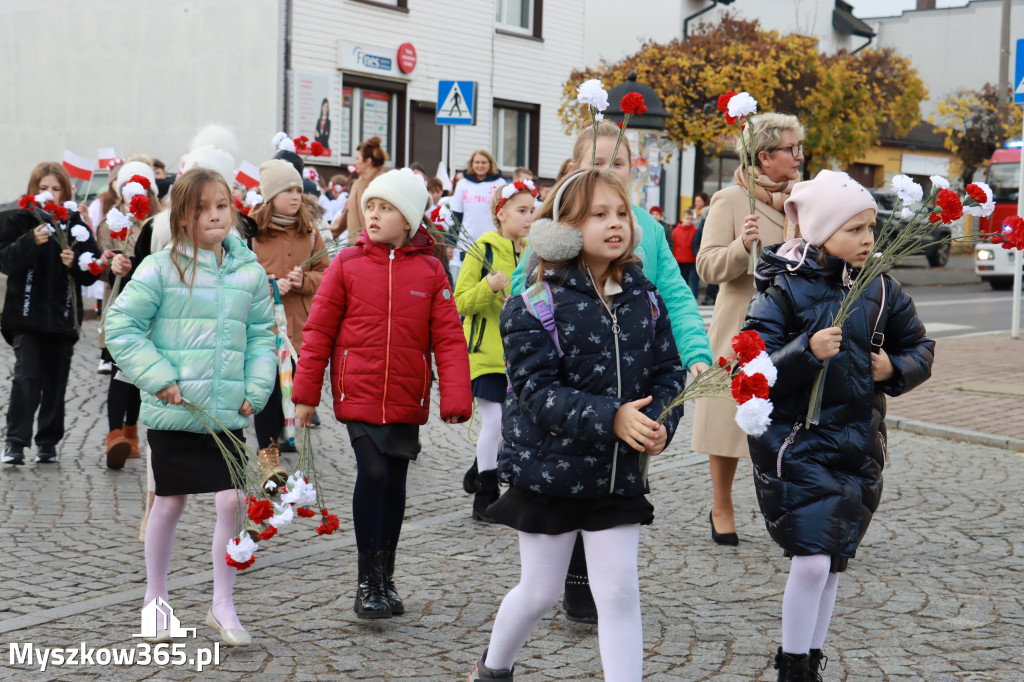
[381,248,395,422]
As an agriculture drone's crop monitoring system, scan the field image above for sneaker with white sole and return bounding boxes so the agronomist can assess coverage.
[36,445,59,463]
[2,444,25,465]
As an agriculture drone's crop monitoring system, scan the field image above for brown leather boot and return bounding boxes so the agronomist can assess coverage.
[258,440,288,493]
[106,429,131,470]
[123,424,140,458]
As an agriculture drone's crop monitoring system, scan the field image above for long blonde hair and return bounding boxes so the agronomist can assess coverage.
[169,168,236,291]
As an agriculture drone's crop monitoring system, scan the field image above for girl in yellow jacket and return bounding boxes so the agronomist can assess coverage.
[454,179,536,521]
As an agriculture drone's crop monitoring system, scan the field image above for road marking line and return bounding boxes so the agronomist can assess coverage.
[912,296,1014,307]
[922,322,972,334]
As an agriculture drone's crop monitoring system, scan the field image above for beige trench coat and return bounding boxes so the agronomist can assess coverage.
[692,185,787,458]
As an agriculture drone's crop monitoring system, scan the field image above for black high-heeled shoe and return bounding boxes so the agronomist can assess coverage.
[709,511,739,546]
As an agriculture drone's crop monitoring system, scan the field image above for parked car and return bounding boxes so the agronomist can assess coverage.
[868,188,951,267]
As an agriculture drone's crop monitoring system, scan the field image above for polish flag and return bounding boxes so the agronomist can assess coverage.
[97,148,117,170]
[62,150,95,181]
[235,160,260,189]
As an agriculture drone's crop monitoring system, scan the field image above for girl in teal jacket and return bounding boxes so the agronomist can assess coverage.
[508,121,713,625]
[454,179,535,522]
[105,168,277,647]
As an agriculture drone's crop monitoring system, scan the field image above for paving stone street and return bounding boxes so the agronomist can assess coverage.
[0,319,1022,681]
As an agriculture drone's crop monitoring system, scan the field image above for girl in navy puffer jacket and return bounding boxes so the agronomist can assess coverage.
[469,169,686,682]
[742,170,934,679]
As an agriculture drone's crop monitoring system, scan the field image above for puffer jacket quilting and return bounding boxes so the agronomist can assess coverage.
[104,233,277,433]
[742,242,934,558]
[499,262,686,500]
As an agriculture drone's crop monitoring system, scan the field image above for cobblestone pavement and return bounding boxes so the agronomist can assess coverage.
[1,320,1022,680]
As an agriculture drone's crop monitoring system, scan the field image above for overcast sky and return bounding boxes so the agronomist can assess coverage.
[847,0,970,18]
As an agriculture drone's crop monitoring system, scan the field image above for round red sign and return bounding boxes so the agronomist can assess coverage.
[397,43,417,74]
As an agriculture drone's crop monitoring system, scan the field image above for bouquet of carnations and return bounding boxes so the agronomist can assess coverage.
[717,90,760,273]
[102,174,156,312]
[181,401,339,571]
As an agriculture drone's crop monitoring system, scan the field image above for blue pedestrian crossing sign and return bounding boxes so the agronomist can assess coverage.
[1016,39,1024,104]
[436,81,476,125]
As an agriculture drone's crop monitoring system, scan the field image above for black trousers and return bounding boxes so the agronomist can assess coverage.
[253,371,283,449]
[6,332,76,447]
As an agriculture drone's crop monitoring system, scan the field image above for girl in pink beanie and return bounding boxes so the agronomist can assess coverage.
[741,170,935,679]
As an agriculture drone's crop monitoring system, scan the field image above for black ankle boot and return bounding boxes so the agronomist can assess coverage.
[380,549,404,615]
[462,459,480,494]
[563,535,597,624]
[468,649,514,680]
[808,649,826,681]
[472,469,500,522]
[354,552,391,619]
[774,647,812,681]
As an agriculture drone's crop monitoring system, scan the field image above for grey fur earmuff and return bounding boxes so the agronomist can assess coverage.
[528,170,641,262]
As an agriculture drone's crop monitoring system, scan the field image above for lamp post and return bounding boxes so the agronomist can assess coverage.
[605,72,668,212]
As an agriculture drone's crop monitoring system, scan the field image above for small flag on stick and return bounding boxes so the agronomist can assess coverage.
[97,148,117,170]
[235,160,261,190]
[63,150,95,181]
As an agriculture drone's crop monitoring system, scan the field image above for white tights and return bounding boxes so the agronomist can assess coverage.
[143,489,246,631]
[782,554,840,654]
[475,399,503,472]
[485,524,642,682]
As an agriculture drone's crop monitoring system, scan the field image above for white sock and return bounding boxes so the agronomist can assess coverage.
[781,554,831,654]
[810,572,839,650]
[475,398,502,472]
[211,489,245,631]
[583,524,643,682]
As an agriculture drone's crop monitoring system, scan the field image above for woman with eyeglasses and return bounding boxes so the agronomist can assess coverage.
[692,112,805,547]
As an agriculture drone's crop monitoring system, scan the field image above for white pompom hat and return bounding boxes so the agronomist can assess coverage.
[115,161,156,195]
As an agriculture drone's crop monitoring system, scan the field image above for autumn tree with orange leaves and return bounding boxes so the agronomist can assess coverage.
[559,16,926,174]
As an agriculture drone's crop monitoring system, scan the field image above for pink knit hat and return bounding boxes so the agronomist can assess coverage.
[784,170,877,247]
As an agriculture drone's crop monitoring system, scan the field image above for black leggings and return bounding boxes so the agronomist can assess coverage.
[108,371,141,431]
[254,372,283,449]
[351,436,409,553]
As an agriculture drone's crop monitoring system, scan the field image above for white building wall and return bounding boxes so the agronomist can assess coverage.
[291,0,585,178]
[867,0,1024,115]
[0,0,282,198]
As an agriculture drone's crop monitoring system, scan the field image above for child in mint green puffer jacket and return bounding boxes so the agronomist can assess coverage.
[104,168,276,647]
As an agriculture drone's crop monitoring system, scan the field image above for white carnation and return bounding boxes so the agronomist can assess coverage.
[271,131,290,149]
[268,502,294,529]
[594,113,604,122]
[121,181,146,201]
[277,137,296,153]
[963,182,995,218]
[244,190,263,207]
[105,207,133,231]
[734,397,773,436]
[77,252,97,271]
[727,91,758,119]
[280,471,317,507]
[576,79,609,111]
[900,207,914,220]
[741,351,777,387]
[929,175,950,190]
[35,190,54,204]
[70,224,91,242]
[225,532,258,562]
[891,174,923,205]
[63,201,78,211]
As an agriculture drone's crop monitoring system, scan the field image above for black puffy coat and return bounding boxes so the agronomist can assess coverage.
[499,262,686,500]
[742,243,934,558]
[0,209,100,344]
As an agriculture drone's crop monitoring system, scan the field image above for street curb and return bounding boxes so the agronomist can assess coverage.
[887,414,1024,452]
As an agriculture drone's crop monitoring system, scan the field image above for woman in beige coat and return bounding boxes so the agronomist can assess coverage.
[693,112,805,545]
[329,136,387,242]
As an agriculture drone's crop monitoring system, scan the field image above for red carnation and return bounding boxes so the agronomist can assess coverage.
[929,188,962,225]
[241,206,252,216]
[87,260,105,276]
[257,526,278,541]
[717,357,728,368]
[246,497,275,525]
[316,509,340,536]
[44,202,68,221]
[18,194,36,211]
[731,372,770,404]
[1002,215,1024,250]
[965,183,987,204]
[731,330,766,364]
[620,92,647,117]
[234,197,244,211]
[129,194,151,221]
[717,91,737,125]
[296,507,316,518]
[293,135,309,151]
[128,174,152,191]
[617,121,624,129]
[310,141,325,156]
[225,552,255,570]
[109,227,129,241]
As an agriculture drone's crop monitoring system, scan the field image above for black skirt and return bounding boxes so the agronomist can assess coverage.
[471,373,508,403]
[346,422,421,460]
[148,428,247,496]
[488,486,654,534]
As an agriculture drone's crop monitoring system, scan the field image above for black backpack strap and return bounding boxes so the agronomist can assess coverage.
[871,276,888,352]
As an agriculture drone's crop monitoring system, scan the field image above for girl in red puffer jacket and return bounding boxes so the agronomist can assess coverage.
[293,168,472,621]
